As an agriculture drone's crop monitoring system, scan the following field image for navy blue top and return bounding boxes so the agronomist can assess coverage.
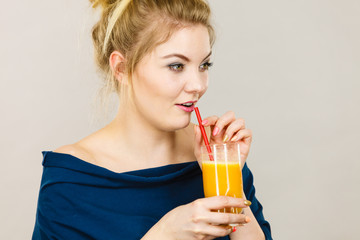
[33,151,272,240]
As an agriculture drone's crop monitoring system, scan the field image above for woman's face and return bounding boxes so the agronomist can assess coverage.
[130,24,212,131]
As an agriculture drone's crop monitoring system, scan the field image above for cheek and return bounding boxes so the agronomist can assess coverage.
[135,75,184,105]
[133,63,188,103]
[154,73,186,99]
[163,80,185,96]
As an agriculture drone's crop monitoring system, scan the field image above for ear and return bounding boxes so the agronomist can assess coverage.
[109,51,127,84]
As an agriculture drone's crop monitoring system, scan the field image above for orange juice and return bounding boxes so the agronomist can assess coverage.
[202,160,243,214]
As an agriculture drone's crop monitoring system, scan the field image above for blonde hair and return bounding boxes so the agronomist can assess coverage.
[90,0,215,103]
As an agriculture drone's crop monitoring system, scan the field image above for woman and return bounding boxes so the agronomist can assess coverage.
[33,0,272,239]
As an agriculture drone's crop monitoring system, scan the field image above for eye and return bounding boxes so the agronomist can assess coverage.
[199,61,213,72]
[168,63,184,72]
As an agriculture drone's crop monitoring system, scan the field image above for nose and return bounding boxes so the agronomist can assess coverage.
[184,70,208,94]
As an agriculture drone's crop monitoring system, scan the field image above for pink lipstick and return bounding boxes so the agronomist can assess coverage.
[175,101,197,112]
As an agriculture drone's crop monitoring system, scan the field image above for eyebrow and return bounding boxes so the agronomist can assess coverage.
[162,51,212,62]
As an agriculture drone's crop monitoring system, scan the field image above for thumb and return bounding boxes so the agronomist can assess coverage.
[193,124,203,169]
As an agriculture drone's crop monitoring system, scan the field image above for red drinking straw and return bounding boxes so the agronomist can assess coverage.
[194,107,214,161]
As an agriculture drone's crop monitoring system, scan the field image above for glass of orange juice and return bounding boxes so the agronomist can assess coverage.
[201,143,243,220]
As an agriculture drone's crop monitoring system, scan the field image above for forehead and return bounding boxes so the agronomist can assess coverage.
[152,25,211,59]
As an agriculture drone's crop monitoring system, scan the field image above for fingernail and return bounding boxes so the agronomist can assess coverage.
[223,135,229,142]
[232,227,237,232]
[230,136,238,142]
[202,119,208,125]
[245,216,251,223]
[213,127,219,136]
[244,200,252,206]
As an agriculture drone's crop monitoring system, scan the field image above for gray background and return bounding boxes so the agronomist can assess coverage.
[1,0,359,239]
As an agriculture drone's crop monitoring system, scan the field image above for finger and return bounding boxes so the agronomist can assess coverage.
[222,118,246,142]
[199,224,233,238]
[193,124,203,166]
[201,115,219,127]
[230,129,253,143]
[194,117,212,143]
[212,111,236,137]
[206,212,251,226]
[201,116,219,137]
[202,196,251,210]
[194,124,203,145]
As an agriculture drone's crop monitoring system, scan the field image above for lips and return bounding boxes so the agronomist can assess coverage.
[175,101,197,112]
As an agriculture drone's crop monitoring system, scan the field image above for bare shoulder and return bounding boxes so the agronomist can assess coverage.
[54,144,79,155]
[54,143,95,164]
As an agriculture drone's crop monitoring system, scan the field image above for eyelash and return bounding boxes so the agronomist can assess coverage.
[168,63,184,72]
[168,61,213,72]
[200,61,213,71]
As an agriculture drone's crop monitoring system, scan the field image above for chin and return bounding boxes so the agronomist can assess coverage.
[177,120,191,130]
[166,115,191,131]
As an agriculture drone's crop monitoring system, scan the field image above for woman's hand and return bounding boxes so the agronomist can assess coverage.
[142,196,251,240]
[194,111,253,168]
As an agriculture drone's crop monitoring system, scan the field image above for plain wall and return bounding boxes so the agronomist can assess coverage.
[1,0,359,239]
